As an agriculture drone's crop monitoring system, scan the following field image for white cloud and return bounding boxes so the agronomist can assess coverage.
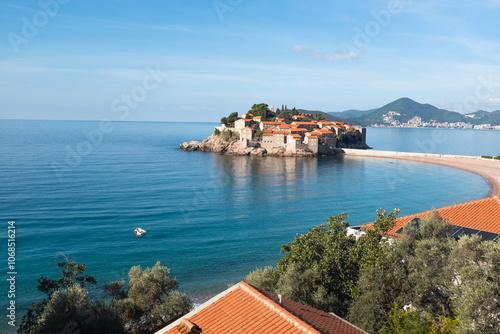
[292,45,308,52]
[292,45,358,62]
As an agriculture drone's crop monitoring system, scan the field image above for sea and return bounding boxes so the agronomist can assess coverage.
[0,120,498,331]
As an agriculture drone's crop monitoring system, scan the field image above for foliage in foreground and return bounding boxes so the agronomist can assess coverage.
[20,257,192,334]
[245,210,500,334]
[246,209,398,317]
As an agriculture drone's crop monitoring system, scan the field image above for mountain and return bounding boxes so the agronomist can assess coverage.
[296,109,352,123]
[356,97,466,125]
[464,110,500,124]
[328,108,376,119]
[296,98,500,126]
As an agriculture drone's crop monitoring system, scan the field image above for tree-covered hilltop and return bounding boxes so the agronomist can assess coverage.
[245,210,500,334]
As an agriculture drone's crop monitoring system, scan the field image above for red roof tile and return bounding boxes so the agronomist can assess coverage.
[262,121,284,125]
[160,282,367,334]
[367,196,500,237]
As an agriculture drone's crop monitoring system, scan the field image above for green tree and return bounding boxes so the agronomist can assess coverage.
[380,304,459,334]
[112,261,192,334]
[244,266,278,292]
[220,112,239,126]
[253,129,264,141]
[447,235,500,334]
[275,212,397,316]
[372,207,399,234]
[314,113,325,121]
[349,213,458,333]
[34,285,123,334]
[19,254,98,333]
[291,107,299,116]
[277,109,292,123]
[250,103,270,121]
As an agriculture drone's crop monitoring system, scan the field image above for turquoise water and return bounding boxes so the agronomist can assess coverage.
[0,120,495,331]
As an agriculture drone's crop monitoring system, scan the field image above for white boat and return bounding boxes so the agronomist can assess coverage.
[134,228,146,236]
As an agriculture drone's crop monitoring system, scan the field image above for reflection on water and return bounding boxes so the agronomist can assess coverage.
[214,156,321,204]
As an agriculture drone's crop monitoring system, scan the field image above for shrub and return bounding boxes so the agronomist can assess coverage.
[481,156,493,159]
[214,128,221,136]
[220,130,233,142]
[494,156,500,160]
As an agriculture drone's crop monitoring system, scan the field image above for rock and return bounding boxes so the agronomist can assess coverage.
[226,140,249,155]
[250,147,267,156]
[179,141,203,151]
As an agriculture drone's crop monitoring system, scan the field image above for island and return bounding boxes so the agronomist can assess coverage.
[180,103,369,156]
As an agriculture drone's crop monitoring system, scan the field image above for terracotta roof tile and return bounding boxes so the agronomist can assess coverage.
[367,196,500,237]
[160,282,367,334]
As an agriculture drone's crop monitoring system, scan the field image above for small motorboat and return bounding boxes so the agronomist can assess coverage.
[134,228,146,236]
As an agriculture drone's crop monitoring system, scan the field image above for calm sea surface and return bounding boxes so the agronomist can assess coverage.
[0,120,498,330]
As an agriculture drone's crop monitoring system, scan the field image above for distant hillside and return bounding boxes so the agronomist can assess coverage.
[355,98,462,124]
[328,108,376,119]
[351,97,500,126]
[296,99,500,126]
[464,109,500,124]
[297,109,353,123]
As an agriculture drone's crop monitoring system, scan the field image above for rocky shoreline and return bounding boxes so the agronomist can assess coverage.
[179,135,353,157]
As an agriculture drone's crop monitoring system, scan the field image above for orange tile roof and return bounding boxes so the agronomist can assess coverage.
[292,122,317,125]
[253,116,261,119]
[367,196,500,238]
[263,133,274,136]
[161,281,367,334]
[273,131,287,135]
[290,128,308,132]
[262,121,284,125]
[279,124,292,129]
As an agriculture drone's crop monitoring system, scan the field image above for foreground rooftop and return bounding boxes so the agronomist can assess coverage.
[157,281,367,334]
[376,196,500,238]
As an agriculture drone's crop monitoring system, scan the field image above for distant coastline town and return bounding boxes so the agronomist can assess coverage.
[180,103,368,156]
[326,97,500,130]
[373,111,500,130]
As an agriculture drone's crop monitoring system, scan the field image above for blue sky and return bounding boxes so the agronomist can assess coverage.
[1,0,500,122]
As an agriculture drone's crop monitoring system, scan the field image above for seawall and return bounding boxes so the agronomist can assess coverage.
[343,149,500,196]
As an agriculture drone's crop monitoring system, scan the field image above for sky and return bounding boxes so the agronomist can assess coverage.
[1,0,500,122]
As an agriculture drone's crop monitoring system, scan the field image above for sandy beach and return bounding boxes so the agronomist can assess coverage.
[343,149,500,196]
